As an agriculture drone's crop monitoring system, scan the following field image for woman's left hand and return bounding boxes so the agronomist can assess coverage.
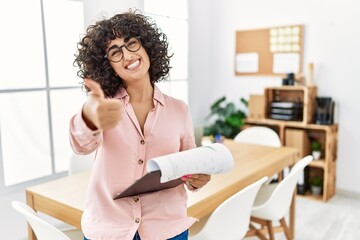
[182,174,211,191]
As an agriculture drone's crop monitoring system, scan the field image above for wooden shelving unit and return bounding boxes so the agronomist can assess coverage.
[264,86,317,124]
[245,86,338,201]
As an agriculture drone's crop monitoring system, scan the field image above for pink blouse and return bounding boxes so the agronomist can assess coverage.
[69,85,197,240]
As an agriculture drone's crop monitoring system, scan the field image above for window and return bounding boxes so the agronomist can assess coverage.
[144,0,189,103]
[0,0,84,192]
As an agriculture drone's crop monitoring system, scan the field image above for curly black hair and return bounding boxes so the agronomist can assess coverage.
[74,10,172,97]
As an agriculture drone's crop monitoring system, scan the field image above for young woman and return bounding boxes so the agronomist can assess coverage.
[70,10,210,240]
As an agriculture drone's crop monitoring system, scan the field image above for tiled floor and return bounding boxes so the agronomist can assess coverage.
[246,194,360,240]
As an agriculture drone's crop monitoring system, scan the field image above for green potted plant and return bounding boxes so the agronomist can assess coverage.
[311,140,321,160]
[309,175,323,195]
[203,96,248,139]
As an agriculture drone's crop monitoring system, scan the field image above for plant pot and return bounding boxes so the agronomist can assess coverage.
[312,150,321,160]
[311,185,322,195]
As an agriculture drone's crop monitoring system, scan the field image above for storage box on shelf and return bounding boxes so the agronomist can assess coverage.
[264,86,317,124]
[245,86,338,202]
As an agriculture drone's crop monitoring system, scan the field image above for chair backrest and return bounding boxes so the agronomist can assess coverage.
[11,201,71,240]
[190,176,269,240]
[68,152,95,175]
[234,126,281,147]
[252,155,313,221]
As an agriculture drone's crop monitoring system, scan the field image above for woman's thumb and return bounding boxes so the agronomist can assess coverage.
[84,78,105,99]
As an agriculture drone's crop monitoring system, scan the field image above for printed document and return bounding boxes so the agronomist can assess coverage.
[147,143,234,183]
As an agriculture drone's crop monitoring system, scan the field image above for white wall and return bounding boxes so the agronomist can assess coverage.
[188,0,214,128]
[83,0,143,25]
[188,0,360,194]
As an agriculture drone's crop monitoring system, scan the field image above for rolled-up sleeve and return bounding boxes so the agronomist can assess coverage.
[69,109,103,154]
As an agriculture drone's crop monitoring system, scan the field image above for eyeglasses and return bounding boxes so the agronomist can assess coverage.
[105,37,141,63]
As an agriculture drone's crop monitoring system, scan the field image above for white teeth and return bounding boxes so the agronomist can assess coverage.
[127,60,140,69]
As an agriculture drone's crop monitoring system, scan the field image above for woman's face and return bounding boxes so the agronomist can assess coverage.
[106,37,150,84]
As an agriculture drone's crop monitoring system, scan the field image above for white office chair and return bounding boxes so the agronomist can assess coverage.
[189,176,269,240]
[11,201,83,240]
[68,151,95,175]
[234,126,283,182]
[234,126,281,147]
[247,155,313,240]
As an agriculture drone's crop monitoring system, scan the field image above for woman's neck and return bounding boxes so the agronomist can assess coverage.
[126,81,154,103]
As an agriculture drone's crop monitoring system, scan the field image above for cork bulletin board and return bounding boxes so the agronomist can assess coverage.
[235,25,304,76]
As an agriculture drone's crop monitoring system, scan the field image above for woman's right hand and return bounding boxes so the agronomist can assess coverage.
[82,78,122,131]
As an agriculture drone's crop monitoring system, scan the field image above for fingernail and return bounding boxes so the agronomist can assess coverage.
[181,176,187,180]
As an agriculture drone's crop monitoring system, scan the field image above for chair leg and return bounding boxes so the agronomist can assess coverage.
[266,220,275,240]
[246,223,268,240]
[280,217,292,240]
[246,223,257,236]
[250,216,292,240]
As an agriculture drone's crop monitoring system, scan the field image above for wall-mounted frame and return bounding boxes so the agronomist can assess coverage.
[235,25,304,76]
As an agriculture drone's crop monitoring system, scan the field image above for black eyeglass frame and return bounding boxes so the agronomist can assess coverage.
[104,37,142,63]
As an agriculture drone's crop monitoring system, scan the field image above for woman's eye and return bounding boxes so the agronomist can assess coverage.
[128,40,137,47]
[110,48,121,56]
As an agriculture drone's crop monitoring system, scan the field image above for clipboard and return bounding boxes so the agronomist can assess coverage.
[113,170,184,200]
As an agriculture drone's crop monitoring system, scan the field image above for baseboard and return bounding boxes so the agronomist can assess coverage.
[336,188,360,199]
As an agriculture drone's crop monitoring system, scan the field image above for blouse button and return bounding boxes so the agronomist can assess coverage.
[135,218,140,223]
[138,159,144,165]
[140,140,145,145]
[133,196,139,202]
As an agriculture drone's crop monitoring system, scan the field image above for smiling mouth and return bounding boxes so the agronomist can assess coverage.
[126,60,140,70]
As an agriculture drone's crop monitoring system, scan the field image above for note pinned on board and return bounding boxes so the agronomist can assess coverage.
[235,53,259,73]
[273,53,300,74]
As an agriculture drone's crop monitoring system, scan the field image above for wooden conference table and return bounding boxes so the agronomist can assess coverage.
[26,140,299,240]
